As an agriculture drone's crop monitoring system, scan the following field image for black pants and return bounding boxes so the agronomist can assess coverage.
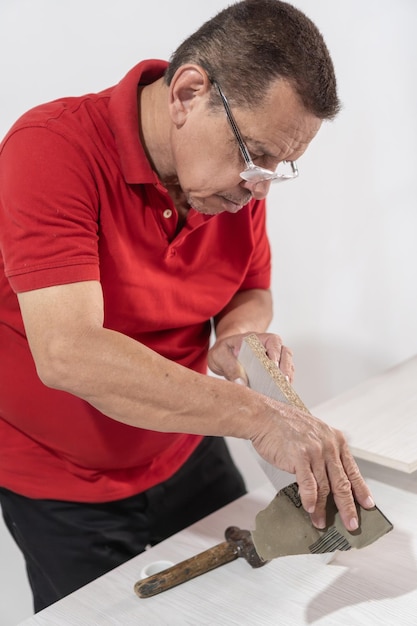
[0,436,246,612]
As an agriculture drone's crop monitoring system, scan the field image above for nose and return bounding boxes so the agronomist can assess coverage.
[241,179,272,199]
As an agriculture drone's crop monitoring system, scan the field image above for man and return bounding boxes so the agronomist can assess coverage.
[0,0,374,612]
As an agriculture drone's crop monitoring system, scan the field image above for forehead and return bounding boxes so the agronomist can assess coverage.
[234,79,322,161]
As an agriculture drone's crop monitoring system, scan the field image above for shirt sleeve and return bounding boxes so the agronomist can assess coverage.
[0,126,100,293]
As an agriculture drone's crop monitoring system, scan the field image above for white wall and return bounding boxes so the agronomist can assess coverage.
[0,1,416,623]
[266,1,417,406]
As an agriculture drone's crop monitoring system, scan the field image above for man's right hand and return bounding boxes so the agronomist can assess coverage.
[250,401,375,532]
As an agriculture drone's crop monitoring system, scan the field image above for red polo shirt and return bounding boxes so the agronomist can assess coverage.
[0,60,271,501]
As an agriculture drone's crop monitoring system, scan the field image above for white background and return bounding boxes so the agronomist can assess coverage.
[0,1,416,623]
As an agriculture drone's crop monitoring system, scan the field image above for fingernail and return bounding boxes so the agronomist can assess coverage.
[285,375,290,382]
[233,377,246,386]
[365,496,375,508]
[314,518,326,529]
[349,517,359,531]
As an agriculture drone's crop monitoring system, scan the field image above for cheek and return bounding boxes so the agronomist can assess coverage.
[176,150,238,195]
[172,118,241,193]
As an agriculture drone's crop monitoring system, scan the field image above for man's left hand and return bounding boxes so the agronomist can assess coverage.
[208,332,294,384]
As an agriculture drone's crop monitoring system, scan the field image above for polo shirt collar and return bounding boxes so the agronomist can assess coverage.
[108,59,168,185]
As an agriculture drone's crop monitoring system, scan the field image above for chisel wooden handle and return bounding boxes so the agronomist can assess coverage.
[134,540,238,598]
[134,526,266,598]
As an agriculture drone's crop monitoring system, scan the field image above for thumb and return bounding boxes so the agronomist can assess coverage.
[231,363,249,386]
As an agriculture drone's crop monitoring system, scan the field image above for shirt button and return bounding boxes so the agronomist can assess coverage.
[163,209,173,219]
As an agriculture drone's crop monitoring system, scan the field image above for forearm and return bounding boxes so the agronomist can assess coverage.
[39,323,264,439]
[17,281,265,439]
[214,288,273,340]
[57,288,274,436]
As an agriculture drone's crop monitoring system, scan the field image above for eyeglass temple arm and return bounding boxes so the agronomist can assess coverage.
[289,161,298,175]
[213,82,253,166]
[213,81,298,175]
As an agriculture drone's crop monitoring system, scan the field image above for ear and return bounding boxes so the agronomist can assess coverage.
[168,65,211,127]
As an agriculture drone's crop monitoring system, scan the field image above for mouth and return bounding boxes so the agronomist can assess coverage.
[187,191,252,216]
[218,193,252,213]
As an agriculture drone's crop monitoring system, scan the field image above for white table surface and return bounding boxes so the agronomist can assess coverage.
[19,359,417,626]
[313,355,417,473]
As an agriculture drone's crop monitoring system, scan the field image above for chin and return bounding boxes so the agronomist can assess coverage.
[189,194,247,215]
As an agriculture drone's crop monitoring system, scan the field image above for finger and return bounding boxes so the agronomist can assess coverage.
[263,337,294,382]
[263,335,283,365]
[326,457,360,531]
[208,340,249,383]
[279,346,295,383]
[327,436,375,530]
[306,464,331,529]
[295,465,318,518]
[232,363,249,386]
[341,447,375,510]
[330,477,359,531]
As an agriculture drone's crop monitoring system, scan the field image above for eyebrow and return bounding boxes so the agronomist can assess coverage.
[244,137,279,159]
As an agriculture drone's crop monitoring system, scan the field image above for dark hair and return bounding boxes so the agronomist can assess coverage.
[164,0,340,120]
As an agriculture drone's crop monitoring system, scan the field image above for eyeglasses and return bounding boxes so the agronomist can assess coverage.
[213,81,299,185]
